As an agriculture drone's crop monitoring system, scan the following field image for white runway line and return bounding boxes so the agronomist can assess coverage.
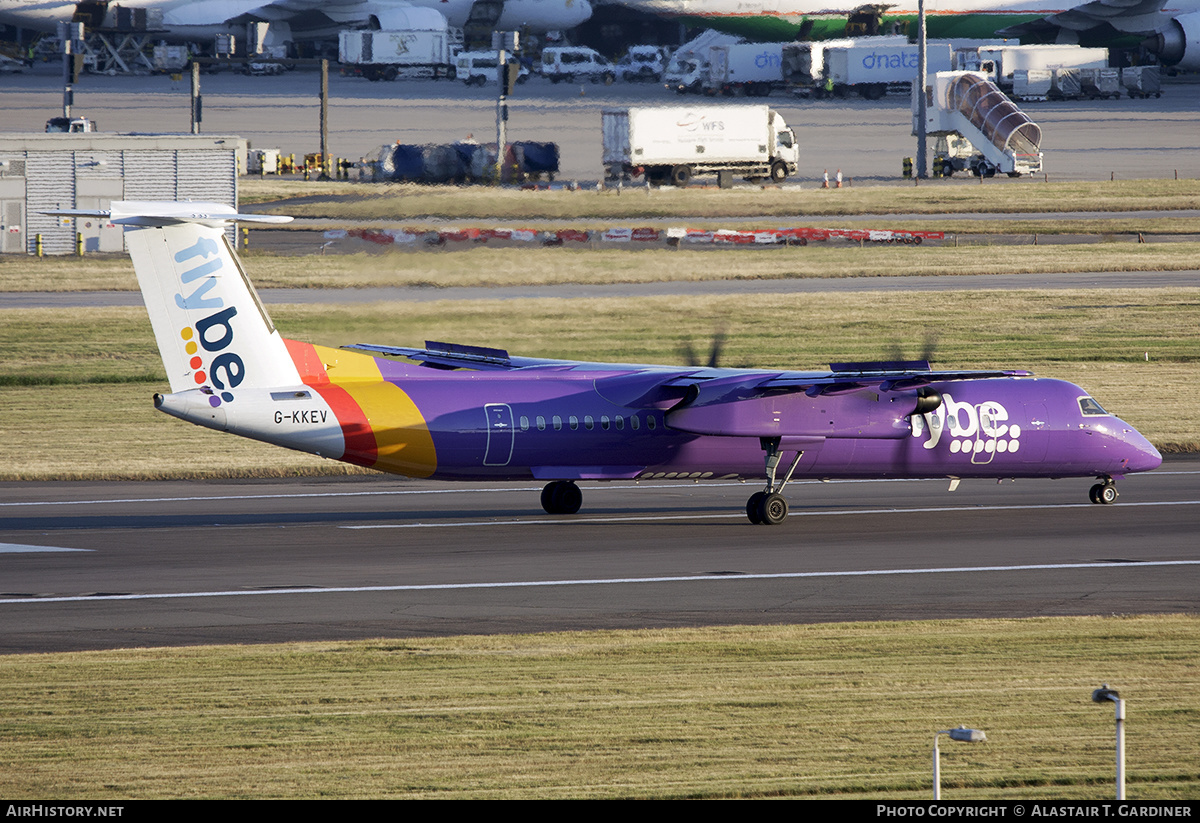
[2,560,1197,606]
[2,472,1192,509]
[344,498,1200,529]
[0,543,92,553]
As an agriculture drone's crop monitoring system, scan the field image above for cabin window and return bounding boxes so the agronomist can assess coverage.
[569,415,579,430]
[537,416,546,431]
[601,415,610,431]
[584,415,594,431]
[553,415,563,431]
[615,416,624,431]
[647,415,657,430]
[631,415,640,430]
[519,416,529,431]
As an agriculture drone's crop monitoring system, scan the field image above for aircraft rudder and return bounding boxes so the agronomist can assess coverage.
[123,211,300,400]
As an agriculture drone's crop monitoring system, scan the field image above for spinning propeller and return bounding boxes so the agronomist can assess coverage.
[679,329,727,369]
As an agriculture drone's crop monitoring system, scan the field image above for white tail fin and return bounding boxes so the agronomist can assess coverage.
[112,201,301,399]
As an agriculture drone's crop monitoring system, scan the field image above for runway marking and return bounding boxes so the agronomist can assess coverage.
[0,543,91,554]
[343,498,1200,529]
[1,560,1197,606]
[2,473,1193,508]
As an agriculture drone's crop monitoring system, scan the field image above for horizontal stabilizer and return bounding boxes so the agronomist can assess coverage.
[44,201,292,227]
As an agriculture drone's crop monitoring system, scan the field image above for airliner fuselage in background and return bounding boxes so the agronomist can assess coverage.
[0,0,593,40]
[611,0,1200,70]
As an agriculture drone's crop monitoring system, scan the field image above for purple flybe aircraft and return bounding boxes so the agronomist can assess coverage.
[75,202,1162,525]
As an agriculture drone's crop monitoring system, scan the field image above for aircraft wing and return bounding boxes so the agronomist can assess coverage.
[351,344,1030,404]
[997,0,1173,37]
[346,341,582,371]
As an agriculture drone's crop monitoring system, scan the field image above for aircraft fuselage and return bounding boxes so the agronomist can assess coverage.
[156,340,1161,486]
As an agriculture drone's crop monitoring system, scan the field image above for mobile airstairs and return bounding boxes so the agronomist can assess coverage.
[915,71,1043,177]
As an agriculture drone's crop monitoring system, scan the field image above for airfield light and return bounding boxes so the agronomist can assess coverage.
[1091,684,1125,800]
[932,726,986,799]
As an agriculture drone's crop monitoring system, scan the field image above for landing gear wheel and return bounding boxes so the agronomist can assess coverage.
[746,492,766,524]
[1089,483,1118,504]
[541,481,583,515]
[757,492,789,525]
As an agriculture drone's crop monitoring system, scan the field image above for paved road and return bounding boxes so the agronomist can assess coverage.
[2,462,1197,653]
[4,65,1200,182]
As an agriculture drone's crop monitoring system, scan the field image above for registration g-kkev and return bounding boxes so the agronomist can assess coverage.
[59,202,1162,525]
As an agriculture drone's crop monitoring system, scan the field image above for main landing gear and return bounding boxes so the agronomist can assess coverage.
[1089,476,1119,505]
[746,437,803,525]
[541,480,583,515]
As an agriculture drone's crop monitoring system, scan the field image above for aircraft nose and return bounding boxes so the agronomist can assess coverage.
[1121,427,1162,474]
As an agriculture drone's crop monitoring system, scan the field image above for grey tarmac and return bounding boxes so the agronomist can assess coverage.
[1,459,1197,653]
[3,65,1200,182]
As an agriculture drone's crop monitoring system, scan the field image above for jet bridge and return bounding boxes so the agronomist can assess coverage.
[915,71,1043,177]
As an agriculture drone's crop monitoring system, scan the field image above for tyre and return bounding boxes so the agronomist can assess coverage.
[670,165,692,187]
[769,161,787,183]
[746,492,766,524]
[541,481,583,514]
[757,493,789,525]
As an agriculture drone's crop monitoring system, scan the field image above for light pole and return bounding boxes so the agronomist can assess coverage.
[916,0,928,179]
[1092,684,1125,800]
[933,726,986,799]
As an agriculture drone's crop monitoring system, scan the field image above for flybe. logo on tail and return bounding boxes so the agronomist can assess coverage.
[173,236,245,408]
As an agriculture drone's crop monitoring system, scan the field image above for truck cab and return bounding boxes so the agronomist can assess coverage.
[45,117,98,133]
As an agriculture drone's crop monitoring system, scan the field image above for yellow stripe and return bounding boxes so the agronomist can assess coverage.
[312,344,438,478]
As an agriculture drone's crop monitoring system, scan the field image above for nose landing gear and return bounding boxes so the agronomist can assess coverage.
[746,438,803,525]
[1089,477,1119,504]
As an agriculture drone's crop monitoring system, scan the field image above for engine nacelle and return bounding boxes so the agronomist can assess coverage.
[368,7,449,31]
[1148,12,1200,70]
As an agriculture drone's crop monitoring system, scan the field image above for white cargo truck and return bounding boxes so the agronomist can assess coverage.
[826,42,953,98]
[705,42,787,96]
[966,44,1108,91]
[339,27,456,81]
[602,105,799,187]
[782,36,908,95]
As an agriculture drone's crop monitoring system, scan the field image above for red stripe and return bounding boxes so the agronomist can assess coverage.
[283,339,378,467]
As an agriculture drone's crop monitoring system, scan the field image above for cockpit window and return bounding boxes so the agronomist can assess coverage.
[1079,396,1108,416]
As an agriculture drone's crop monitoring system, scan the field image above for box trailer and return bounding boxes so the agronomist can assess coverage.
[339,27,455,81]
[969,44,1108,90]
[602,105,799,187]
[705,42,788,96]
[825,42,953,98]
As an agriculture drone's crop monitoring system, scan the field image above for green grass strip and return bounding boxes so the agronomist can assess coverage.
[0,617,1196,799]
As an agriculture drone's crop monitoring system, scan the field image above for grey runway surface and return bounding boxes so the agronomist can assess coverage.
[2,461,1197,653]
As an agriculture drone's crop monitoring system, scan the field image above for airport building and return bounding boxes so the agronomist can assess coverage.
[0,134,246,255]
